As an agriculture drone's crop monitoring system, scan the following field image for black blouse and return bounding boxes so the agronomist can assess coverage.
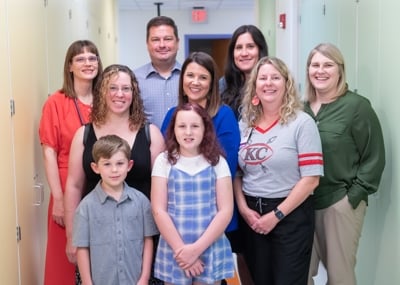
[82,124,152,198]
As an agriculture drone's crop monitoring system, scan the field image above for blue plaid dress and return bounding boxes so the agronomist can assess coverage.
[154,164,234,284]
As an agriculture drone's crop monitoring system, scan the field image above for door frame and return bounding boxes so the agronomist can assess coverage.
[184,34,232,79]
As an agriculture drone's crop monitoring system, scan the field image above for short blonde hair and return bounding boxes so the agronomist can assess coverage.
[305,43,348,102]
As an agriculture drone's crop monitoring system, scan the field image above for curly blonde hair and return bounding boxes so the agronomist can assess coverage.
[90,64,146,130]
[241,56,302,126]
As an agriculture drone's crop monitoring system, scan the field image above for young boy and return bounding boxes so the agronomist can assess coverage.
[73,134,159,285]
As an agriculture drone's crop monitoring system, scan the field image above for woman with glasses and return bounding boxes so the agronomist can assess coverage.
[39,40,103,285]
[64,64,165,283]
[305,43,385,285]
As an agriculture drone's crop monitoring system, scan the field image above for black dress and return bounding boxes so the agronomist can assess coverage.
[82,123,151,198]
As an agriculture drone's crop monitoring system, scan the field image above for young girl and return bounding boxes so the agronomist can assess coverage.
[151,103,234,285]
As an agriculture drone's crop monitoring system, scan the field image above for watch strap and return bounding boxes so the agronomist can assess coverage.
[274,208,285,221]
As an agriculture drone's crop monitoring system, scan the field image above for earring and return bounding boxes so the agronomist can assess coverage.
[251,96,260,106]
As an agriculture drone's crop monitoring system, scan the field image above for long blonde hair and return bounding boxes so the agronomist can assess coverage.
[241,56,302,126]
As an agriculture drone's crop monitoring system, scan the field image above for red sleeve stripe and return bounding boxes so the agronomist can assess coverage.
[298,153,323,166]
[298,153,323,158]
[299,159,324,166]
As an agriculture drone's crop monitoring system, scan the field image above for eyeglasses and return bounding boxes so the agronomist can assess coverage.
[73,56,98,64]
[109,85,133,94]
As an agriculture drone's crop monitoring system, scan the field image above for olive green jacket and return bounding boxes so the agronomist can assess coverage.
[304,90,385,209]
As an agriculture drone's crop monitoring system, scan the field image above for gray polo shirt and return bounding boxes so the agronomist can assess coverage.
[73,182,158,285]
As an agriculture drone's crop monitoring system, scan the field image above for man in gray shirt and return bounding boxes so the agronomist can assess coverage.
[135,16,181,129]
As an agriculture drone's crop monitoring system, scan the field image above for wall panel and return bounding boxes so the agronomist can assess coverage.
[8,0,48,283]
[0,0,118,284]
[0,0,19,283]
[362,1,400,284]
[298,0,399,284]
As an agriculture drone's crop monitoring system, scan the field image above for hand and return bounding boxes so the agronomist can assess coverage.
[184,258,204,278]
[66,237,77,264]
[174,244,200,270]
[52,197,65,227]
[240,207,261,229]
[251,211,279,235]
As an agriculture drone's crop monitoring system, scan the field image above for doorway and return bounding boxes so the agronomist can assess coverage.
[184,34,231,79]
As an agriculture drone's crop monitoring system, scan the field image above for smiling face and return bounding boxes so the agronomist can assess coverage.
[106,71,133,115]
[255,63,286,108]
[69,50,99,81]
[182,62,211,108]
[233,32,260,75]
[174,109,205,157]
[308,52,340,96]
[147,25,179,67]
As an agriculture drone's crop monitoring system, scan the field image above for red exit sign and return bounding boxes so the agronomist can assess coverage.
[192,8,207,23]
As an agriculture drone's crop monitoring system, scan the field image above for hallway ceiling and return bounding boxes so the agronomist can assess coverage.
[119,0,255,10]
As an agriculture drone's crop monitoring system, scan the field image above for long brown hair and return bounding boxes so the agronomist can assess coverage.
[178,52,221,118]
[61,40,103,98]
[221,25,269,114]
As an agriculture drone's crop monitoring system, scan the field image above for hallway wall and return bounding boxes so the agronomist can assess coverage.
[0,0,117,283]
[119,2,398,283]
[118,8,257,70]
[0,0,397,284]
[271,0,399,284]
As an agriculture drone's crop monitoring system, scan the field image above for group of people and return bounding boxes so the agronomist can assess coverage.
[39,15,385,285]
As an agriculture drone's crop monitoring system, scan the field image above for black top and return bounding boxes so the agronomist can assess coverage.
[82,124,152,198]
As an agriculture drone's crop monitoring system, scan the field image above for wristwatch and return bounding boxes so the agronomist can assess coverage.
[274,208,285,221]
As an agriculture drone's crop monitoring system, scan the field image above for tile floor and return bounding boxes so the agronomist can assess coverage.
[312,262,328,285]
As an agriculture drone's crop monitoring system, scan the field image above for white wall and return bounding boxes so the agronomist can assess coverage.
[273,0,399,284]
[118,9,256,69]
[275,0,300,83]
[0,0,118,283]
[121,3,399,285]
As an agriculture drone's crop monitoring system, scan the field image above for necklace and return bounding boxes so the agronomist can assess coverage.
[74,98,86,125]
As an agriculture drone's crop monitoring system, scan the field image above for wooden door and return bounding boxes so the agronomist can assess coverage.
[211,38,231,80]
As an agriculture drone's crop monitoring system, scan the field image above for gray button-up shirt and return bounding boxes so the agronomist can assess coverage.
[73,182,158,285]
